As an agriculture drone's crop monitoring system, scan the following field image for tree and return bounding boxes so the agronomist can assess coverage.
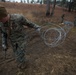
[37,0,40,3]
[46,0,56,17]
[27,0,29,3]
[61,0,66,6]
[68,0,73,12]
[21,0,23,3]
[24,0,26,3]
[46,0,51,16]
[40,0,43,4]
[50,0,56,16]
[43,0,47,4]
[31,0,34,3]
[72,0,76,11]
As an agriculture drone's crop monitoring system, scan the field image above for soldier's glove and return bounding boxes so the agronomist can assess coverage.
[35,26,41,32]
[2,44,8,51]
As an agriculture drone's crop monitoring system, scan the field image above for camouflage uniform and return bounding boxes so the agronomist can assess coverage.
[0,22,8,50]
[1,14,40,65]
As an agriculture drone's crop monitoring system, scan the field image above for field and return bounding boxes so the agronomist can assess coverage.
[0,2,76,75]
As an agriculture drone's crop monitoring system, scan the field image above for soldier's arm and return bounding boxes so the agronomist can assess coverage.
[21,16,40,29]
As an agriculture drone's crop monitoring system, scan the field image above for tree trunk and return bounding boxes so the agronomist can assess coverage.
[46,0,50,16]
[27,0,29,3]
[50,0,56,16]
[68,0,72,12]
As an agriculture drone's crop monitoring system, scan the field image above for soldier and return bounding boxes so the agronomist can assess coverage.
[0,5,40,69]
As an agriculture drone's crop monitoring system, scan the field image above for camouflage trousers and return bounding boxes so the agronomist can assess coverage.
[10,32,27,64]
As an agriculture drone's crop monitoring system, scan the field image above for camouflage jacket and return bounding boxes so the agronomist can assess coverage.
[0,14,40,43]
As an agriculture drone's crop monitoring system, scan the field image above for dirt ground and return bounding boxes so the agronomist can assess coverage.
[0,2,76,75]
